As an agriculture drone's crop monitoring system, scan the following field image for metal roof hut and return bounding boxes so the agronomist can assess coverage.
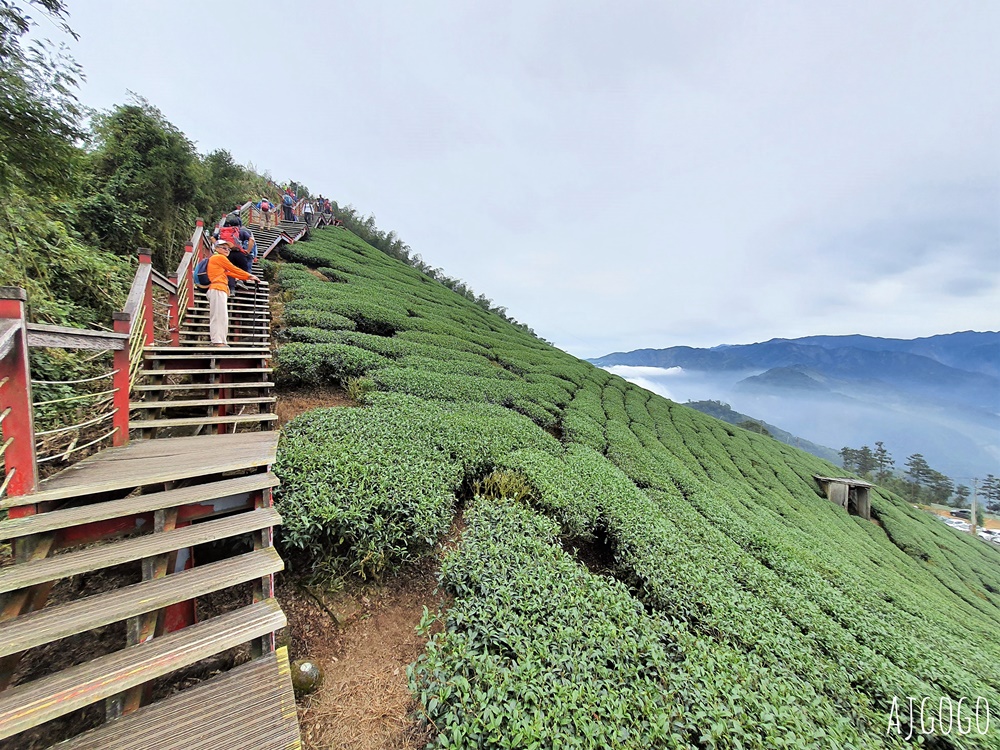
[814,476,873,520]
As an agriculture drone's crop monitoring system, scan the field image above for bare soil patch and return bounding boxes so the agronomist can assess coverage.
[276,386,359,426]
[282,557,451,750]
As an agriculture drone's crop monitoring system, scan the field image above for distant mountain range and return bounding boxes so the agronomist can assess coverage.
[591,332,1000,480]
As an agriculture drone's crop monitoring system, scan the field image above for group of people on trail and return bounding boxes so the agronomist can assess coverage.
[194,204,261,347]
[197,188,344,345]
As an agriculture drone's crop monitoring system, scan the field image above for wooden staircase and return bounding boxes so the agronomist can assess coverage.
[0,233,302,747]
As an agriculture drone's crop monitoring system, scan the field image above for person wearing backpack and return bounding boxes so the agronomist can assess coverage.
[224,204,243,228]
[258,196,274,229]
[282,191,294,222]
[207,238,260,347]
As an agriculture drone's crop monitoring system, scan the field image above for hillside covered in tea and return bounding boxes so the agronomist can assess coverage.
[272,227,1000,749]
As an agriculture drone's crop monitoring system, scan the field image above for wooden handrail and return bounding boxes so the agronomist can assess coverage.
[123,262,152,319]
[25,324,127,351]
[150,268,175,294]
[0,319,18,361]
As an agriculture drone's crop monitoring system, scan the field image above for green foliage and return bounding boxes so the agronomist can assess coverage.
[409,499,681,748]
[275,396,558,578]
[269,224,1000,748]
[0,190,129,326]
[273,342,390,387]
[0,0,81,196]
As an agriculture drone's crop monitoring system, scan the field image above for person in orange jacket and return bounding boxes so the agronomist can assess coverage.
[207,238,261,347]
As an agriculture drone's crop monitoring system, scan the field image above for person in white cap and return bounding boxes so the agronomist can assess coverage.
[206,238,261,347]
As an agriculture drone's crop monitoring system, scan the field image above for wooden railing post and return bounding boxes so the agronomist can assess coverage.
[138,250,154,346]
[112,312,131,447]
[0,287,37,499]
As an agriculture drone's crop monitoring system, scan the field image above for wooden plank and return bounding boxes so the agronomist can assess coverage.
[149,268,175,293]
[133,396,276,409]
[143,346,269,353]
[0,320,19,361]
[179,322,270,330]
[143,353,271,361]
[3,433,280,507]
[0,547,283,658]
[137,368,272,377]
[123,265,152,318]
[0,598,286,741]
[130,414,278,430]
[0,507,281,594]
[132,382,275,392]
[55,647,301,749]
[25,324,128,351]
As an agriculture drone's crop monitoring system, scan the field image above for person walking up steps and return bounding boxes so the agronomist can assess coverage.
[207,238,260,347]
[258,196,274,228]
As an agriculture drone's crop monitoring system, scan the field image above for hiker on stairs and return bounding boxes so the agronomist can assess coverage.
[207,238,260,347]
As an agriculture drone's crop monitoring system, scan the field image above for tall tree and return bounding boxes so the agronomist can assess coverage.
[873,441,894,481]
[0,0,83,195]
[904,454,931,486]
[83,96,199,268]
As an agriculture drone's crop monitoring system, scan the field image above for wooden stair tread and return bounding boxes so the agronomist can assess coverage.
[0,472,278,538]
[0,598,286,741]
[0,507,281,594]
[0,547,283,658]
[136,368,272,376]
[54,647,300,750]
[143,353,272,361]
[133,396,276,409]
[4,432,280,507]
[143,346,270,354]
[179,322,270,330]
[130,414,278,429]
[132,382,275,392]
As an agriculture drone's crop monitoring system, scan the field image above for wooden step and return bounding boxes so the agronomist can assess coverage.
[54,647,300,749]
[183,311,271,322]
[133,396,276,410]
[0,472,278,538]
[0,598,286,740]
[132,382,275,393]
[0,507,281,594]
[3,433,280,508]
[135,368,272,377]
[192,297,268,307]
[179,322,270,331]
[143,352,271,362]
[129,413,278,430]
[0,547,283,658]
[143,346,270,354]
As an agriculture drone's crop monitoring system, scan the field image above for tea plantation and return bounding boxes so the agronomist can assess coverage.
[273,227,1000,749]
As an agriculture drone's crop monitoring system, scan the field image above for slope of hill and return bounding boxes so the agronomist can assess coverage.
[590,336,1000,480]
[272,228,1000,749]
[685,399,841,464]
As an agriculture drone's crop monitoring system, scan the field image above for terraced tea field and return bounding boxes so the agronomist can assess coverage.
[273,227,1000,749]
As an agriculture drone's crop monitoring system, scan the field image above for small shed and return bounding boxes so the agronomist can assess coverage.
[814,475,872,520]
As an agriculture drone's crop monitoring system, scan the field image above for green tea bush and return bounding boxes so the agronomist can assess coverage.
[273,342,390,386]
[272,226,1000,748]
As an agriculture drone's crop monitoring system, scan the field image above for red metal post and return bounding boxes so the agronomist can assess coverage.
[112,311,131,447]
[167,273,180,347]
[183,242,196,311]
[0,287,37,499]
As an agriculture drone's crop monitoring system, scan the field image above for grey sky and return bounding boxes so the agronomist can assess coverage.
[50,1,999,358]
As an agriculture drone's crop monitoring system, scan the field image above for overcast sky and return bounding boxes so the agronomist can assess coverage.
[46,1,1000,358]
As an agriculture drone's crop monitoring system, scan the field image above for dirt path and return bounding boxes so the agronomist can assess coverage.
[279,557,450,750]
[271,371,459,748]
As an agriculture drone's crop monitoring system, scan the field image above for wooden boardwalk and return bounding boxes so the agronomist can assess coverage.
[0,212,304,747]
